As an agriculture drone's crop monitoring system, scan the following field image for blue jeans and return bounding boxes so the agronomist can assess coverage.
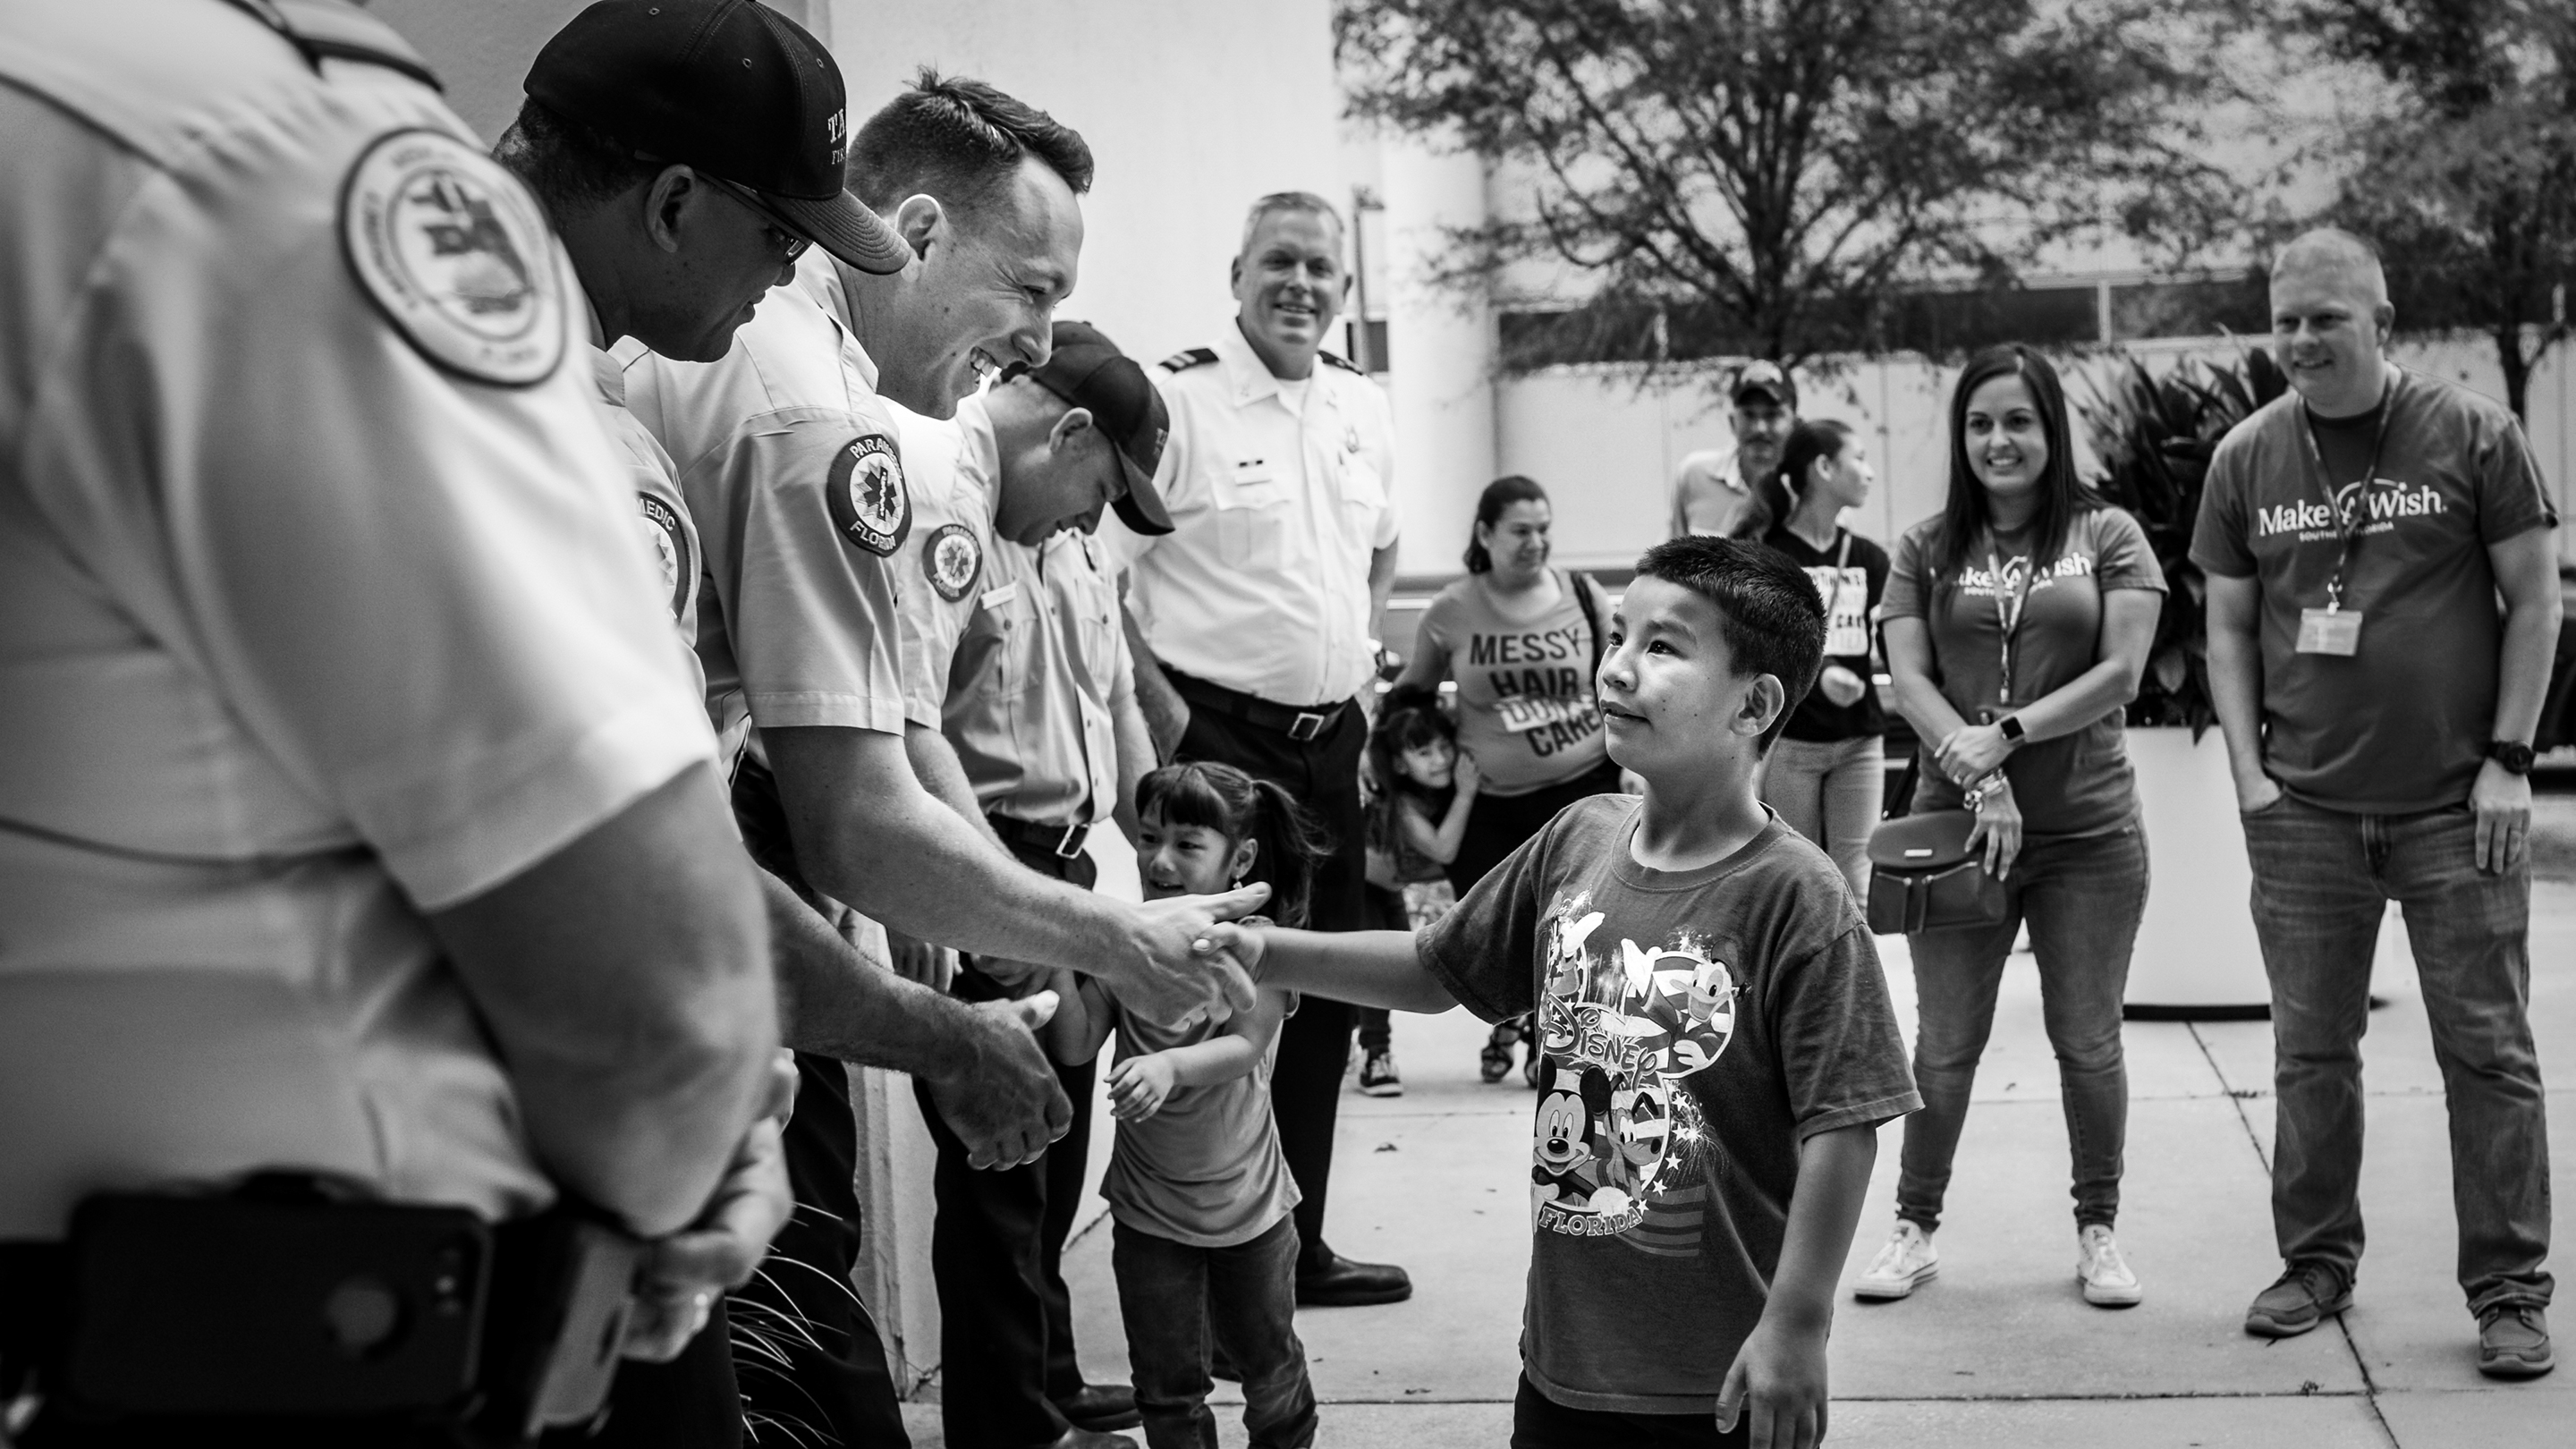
[2241,793,2553,1313]
[1112,1216,1317,1449]
[1759,733,1885,901]
[1898,823,2148,1232]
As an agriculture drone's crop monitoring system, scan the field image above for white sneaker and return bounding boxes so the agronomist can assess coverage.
[2078,1224,2143,1307]
[1853,1221,1937,1301]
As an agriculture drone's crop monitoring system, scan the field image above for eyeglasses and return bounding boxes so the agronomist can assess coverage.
[700,174,812,263]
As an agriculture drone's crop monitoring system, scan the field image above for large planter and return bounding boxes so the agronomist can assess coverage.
[2123,725,2271,1017]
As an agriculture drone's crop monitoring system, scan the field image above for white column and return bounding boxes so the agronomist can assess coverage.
[1381,139,1497,580]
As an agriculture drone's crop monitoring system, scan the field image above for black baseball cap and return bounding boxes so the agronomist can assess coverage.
[1733,359,1796,409]
[526,0,911,275]
[1024,321,1174,536]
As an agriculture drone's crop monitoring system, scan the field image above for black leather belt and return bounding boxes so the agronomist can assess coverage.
[987,811,1089,860]
[1165,668,1349,743]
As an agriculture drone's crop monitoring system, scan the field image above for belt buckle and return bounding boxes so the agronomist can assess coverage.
[1054,822,1089,859]
[1287,710,1328,742]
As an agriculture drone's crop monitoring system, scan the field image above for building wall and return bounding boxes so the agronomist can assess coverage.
[1487,338,2576,574]
[826,0,1343,369]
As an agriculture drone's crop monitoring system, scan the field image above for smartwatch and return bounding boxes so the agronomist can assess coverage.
[1998,714,2027,744]
[2487,739,2536,775]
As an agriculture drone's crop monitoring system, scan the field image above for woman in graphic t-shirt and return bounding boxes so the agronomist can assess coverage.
[1394,475,1619,1083]
[1747,419,1890,900]
[1856,345,2166,1311]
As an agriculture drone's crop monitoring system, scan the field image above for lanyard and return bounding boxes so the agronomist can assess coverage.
[2295,369,2399,611]
[1986,545,2036,705]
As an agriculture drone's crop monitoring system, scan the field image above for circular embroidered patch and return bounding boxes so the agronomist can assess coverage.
[922,523,983,602]
[341,129,566,386]
[826,433,911,556]
[638,493,692,621]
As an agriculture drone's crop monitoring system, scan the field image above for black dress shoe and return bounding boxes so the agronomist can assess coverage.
[1055,1382,1141,1432]
[1295,1244,1412,1306]
[1045,1427,1138,1449]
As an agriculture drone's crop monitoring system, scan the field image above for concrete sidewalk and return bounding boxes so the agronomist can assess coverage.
[906,803,2575,1448]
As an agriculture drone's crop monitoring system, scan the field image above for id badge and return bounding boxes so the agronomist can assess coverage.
[2295,607,2362,656]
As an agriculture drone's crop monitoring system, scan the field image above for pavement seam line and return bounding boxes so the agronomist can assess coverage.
[2189,1024,2402,1449]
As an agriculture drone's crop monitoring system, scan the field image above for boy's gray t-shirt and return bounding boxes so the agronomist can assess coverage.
[1099,989,1302,1249]
[1418,796,1920,1415]
[2189,370,2558,812]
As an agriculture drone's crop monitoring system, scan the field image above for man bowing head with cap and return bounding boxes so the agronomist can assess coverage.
[891,320,1174,1449]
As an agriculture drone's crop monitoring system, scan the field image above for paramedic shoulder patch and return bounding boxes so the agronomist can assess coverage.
[826,433,911,556]
[638,494,691,620]
[923,523,983,602]
[341,129,566,386]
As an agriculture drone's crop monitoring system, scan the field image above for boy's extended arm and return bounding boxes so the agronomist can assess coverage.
[1043,968,1109,1064]
[1714,1123,1878,1448]
[1246,927,1460,1014]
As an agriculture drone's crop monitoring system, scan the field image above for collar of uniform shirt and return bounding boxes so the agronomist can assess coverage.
[1214,317,1330,411]
[797,250,882,393]
[955,394,1007,530]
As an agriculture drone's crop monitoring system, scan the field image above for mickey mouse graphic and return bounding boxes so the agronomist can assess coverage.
[1530,1058,1618,1209]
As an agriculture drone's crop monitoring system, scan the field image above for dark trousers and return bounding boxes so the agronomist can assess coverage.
[728,1053,912,1447]
[1112,1218,1316,1449]
[586,1296,741,1449]
[726,760,913,1447]
[917,834,1101,1449]
[1510,1375,1743,1448]
[1445,759,1625,898]
[2242,794,2552,1312]
[1177,696,1365,1270]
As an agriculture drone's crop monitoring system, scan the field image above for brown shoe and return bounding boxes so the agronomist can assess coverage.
[2478,1303,2555,1379]
[2244,1261,2351,1339]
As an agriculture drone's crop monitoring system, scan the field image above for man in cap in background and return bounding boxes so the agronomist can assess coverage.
[497,4,1074,1442]
[625,70,1267,1446]
[891,320,1175,1448]
[1669,359,1799,539]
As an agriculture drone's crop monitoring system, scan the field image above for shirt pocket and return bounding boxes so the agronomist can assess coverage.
[967,584,1043,701]
[1335,450,1386,551]
[1213,464,1292,571]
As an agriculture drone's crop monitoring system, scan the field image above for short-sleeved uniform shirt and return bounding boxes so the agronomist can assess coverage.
[2189,370,2560,813]
[892,397,1129,826]
[1882,508,2166,835]
[588,328,712,704]
[0,0,716,1237]
[1419,798,1920,1415]
[1416,572,1613,795]
[1760,526,1890,742]
[624,249,912,766]
[1102,323,1398,708]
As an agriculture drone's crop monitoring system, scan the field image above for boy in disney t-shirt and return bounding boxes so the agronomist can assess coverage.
[1228,538,1920,1447]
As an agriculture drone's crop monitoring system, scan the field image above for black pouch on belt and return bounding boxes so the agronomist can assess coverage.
[1865,810,2009,936]
[53,1172,640,1440]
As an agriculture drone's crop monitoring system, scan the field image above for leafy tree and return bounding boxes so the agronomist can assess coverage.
[2301,0,2576,421]
[1335,0,2240,371]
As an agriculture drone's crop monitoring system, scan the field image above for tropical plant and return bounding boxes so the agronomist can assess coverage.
[2077,347,2289,736]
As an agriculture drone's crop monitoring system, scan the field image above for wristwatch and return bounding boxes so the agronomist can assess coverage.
[1998,714,2027,744]
[2487,739,2536,775]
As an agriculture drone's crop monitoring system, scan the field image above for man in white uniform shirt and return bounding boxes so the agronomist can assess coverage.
[628,75,1264,1445]
[496,7,1078,1443]
[1110,191,1411,1307]
[0,1,781,1440]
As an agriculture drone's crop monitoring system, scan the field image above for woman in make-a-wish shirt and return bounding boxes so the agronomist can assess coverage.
[1859,344,2166,1311]
[1394,475,1619,1085]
